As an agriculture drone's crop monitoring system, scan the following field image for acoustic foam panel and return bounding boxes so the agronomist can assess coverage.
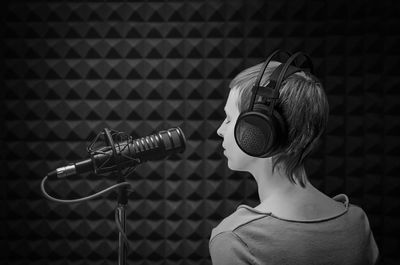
[2,0,399,264]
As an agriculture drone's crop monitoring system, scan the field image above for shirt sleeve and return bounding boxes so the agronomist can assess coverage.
[209,231,256,265]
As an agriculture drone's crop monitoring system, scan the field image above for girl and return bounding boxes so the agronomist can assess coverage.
[210,51,379,265]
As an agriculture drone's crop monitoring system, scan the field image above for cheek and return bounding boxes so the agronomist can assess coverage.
[224,122,255,170]
[224,119,243,151]
[223,121,238,149]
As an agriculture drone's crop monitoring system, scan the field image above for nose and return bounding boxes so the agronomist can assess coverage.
[217,123,224,138]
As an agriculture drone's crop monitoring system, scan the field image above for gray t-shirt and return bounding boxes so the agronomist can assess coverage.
[209,194,379,265]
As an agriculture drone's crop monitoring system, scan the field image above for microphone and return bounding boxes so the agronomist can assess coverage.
[47,127,186,180]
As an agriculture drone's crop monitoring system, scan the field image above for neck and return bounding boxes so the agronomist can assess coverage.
[249,160,307,204]
[247,160,344,220]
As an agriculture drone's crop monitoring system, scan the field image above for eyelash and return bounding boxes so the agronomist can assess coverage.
[224,117,230,124]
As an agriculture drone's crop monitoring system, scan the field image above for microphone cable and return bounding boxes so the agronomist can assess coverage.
[40,175,132,248]
[40,175,132,204]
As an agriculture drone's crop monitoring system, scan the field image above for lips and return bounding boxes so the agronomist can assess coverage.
[220,145,226,155]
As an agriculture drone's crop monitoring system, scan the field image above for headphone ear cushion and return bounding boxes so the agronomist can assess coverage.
[268,108,287,155]
[235,104,287,157]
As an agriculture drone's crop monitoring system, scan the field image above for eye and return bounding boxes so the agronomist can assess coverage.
[224,117,231,124]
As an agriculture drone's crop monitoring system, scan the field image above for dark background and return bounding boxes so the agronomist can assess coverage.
[1,0,399,264]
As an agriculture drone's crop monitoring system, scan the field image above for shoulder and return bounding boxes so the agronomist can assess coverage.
[209,230,259,265]
[335,193,370,224]
[330,194,373,230]
[346,202,375,232]
[210,205,270,243]
[209,207,265,265]
[344,201,380,263]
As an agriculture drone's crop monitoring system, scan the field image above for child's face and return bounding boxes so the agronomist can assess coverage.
[217,88,257,172]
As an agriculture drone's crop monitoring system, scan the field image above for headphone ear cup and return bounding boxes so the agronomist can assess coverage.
[234,104,287,157]
[268,108,287,156]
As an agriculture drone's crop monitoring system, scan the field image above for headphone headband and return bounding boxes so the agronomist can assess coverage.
[248,50,291,112]
[267,52,313,112]
[275,51,314,93]
[256,51,314,113]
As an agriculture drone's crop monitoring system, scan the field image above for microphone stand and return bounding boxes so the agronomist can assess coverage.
[116,192,128,265]
[44,127,186,264]
[103,128,129,265]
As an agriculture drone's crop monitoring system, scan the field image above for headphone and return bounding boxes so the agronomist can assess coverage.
[234,50,314,158]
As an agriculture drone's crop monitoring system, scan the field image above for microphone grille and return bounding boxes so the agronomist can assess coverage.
[126,127,186,162]
[159,127,186,153]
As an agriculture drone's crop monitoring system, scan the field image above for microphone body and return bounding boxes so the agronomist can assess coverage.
[47,127,186,179]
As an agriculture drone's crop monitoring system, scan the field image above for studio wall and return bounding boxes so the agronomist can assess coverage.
[2,1,399,264]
